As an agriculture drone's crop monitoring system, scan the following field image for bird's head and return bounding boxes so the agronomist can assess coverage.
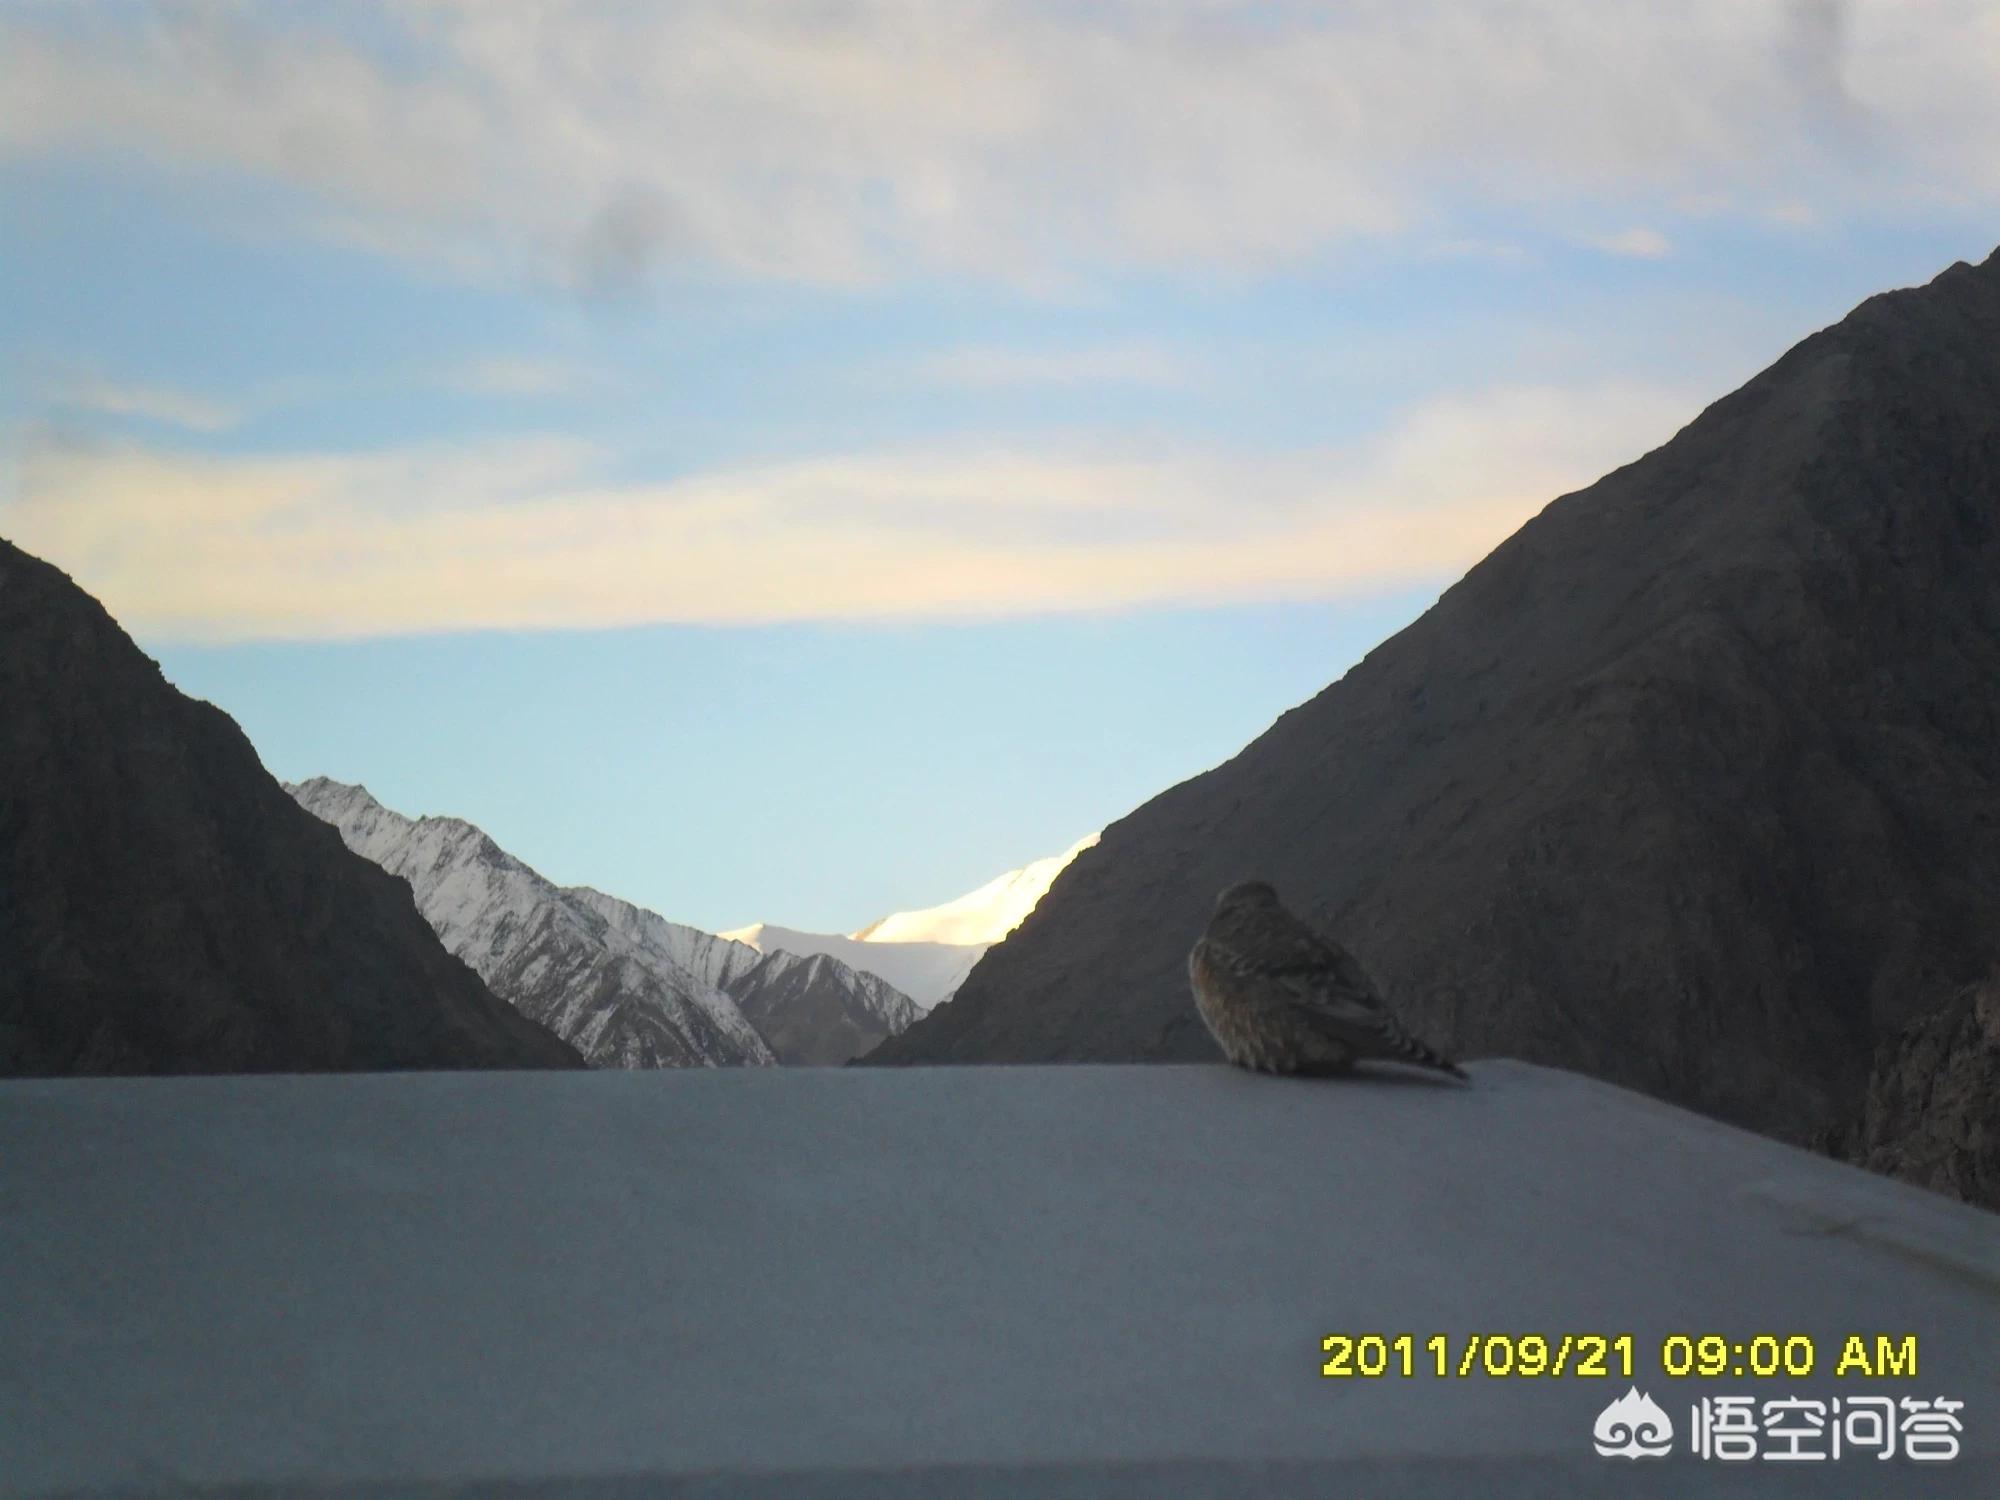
[1213,879,1281,914]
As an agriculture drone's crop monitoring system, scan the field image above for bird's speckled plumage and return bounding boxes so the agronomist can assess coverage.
[1188,881,1467,1079]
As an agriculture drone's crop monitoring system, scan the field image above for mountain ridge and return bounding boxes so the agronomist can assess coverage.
[719,921,981,1013]
[289,775,774,1068]
[850,833,1101,945]
[720,832,1098,1011]
[289,778,919,1066]
[0,540,584,1075]
[864,246,2000,1205]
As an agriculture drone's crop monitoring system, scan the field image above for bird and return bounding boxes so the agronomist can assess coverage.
[1188,880,1468,1080]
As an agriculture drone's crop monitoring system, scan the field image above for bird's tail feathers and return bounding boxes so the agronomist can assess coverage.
[1385,1025,1469,1082]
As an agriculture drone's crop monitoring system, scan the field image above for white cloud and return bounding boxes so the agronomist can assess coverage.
[0,3,1993,287]
[2,383,1695,642]
[1584,227,1674,259]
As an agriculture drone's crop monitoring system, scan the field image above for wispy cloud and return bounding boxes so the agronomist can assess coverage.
[51,377,241,433]
[4,384,1695,642]
[910,343,1197,391]
[31,358,602,434]
[1423,238,1535,266]
[445,358,599,398]
[1583,227,1674,260]
[1,3,1993,288]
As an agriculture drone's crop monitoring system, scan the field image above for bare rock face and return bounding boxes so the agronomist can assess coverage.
[723,950,921,1066]
[1851,975,2000,1211]
[868,249,2000,1203]
[568,886,923,1068]
[0,539,585,1076]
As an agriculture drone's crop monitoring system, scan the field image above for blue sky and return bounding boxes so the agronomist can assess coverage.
[3,2,1996,931]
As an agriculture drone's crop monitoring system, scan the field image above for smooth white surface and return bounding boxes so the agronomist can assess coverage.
[1,1062,1994,1498]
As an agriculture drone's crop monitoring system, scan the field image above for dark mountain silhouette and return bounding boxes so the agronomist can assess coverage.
[0,539,584,1075]
[1850,970,1999,1208]
[867,248,2000,1204]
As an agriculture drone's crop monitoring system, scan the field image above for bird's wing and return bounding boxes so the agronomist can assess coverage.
[1283,966,1468,1078]
[1262,962,1460,1076]
[1208,906,1465,1078]
[1255,914,1389,1012]
[1202,925,1384,1016]
[1248,916,1472,1072]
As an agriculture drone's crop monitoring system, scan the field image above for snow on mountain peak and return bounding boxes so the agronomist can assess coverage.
[287,779,924,1067]
[718,833,1099,1015]
[720,923,980,1014]
[851,832,1099,946]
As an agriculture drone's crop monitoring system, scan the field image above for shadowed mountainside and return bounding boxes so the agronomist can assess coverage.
[868,249,2000,1202]
[1851,971,2000,1209]
[0,539,584,1076]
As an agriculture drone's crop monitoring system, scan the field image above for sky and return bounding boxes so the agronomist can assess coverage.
[2,1,1997,932]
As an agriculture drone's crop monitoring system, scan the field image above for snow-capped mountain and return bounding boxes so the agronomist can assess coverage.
[719,833,1098,1012]
[287,779,918,1067]
[720,924,982,1015]
[566,887,920,1066]
[853,833,1100,946]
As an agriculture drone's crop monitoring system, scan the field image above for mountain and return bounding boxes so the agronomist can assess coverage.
[718,833,1097,1012]
[865,249,2000,1204]
[719,923,981,1014]
[1849,970,2000,1209]
[0,540,584,1076]
[852,834,1101,945]
[288,778,772,1068]
[565,886,922,1067]
[724,950,921,1067]
[288,779,918,1066]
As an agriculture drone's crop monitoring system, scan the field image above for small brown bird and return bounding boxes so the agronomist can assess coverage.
[1189,880,1467,1080]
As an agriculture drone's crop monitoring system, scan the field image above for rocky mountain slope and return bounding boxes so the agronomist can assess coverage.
[290,779,917,1066]
[289,778,772,1067]
[568,884,922,1066]
[0,540,584,1075]
[1849,972,2000,1210]
[725,950,921,1067]
[866,249,2000,1203]
[719,922,980,1014]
